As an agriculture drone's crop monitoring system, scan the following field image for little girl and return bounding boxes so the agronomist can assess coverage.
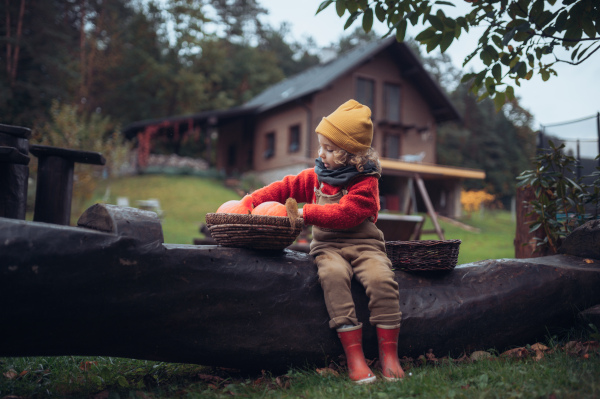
[250,99,404,383]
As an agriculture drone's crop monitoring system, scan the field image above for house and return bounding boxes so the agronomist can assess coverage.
[123,37,485,220]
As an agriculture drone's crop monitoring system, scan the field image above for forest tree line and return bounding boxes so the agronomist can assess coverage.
[1,0,536,204]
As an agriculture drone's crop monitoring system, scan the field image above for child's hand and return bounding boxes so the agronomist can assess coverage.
[298,208,303,216]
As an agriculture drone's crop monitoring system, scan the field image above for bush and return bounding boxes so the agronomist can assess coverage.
[31,100,133,216]
[516,141,600,253]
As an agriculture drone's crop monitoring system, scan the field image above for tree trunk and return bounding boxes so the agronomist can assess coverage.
[1,205,600,371]
[514,185,554,258]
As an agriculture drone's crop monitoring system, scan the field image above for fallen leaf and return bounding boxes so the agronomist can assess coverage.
[564,341,587,356]
[275,375,291,389]
[197,373,225,385]
[316,368,339,377]
[3,369,18,379]
[425,349,439,363]
[79,361,98,371]
[531,343,549,351]
[470,351,492,361]
[501,347,529,359]
[584,259,594,263]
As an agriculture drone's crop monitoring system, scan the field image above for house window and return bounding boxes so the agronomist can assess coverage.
[356,77,375,111]
[384,83,401,123]
[289,124,300,153]
[383,134,400,159]
[264,132,275,159]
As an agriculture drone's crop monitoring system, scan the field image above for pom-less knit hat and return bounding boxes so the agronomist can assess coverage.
[315,99,373,155]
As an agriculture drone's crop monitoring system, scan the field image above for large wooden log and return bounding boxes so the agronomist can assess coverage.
[1,205,600,372]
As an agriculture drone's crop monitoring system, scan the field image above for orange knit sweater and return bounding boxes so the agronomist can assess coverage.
[250,168,380,230]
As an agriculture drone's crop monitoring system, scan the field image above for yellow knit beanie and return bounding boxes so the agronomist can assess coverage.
[315,99,373,155]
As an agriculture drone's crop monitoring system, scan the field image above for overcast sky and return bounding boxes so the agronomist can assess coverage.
[257,0,600,158]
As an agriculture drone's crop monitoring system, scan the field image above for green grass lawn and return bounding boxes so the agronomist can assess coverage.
[2,343,599,398]
[420,210,516,265]
[81,174,242,245]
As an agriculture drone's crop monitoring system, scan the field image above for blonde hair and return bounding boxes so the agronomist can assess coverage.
[330,147,382,173]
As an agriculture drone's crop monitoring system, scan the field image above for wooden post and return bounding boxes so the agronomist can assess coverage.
[29,145,106,225]
[0,123,31,220]
[414,174,445,240]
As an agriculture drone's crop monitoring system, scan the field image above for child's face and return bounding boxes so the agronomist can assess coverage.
[317,134,345,170]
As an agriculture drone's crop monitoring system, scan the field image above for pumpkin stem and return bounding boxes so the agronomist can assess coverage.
[285,198,299,229]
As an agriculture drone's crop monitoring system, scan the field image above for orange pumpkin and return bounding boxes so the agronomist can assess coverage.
[216,195,253,214]
[251,201,287,217]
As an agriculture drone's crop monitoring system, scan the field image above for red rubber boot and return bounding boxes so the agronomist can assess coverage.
[376,325,405,381]
[337,324,377,384]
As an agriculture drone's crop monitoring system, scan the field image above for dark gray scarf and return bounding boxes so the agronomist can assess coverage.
[314,158,379,187]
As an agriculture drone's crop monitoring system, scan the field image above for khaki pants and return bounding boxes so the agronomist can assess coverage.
[310,223,402,329]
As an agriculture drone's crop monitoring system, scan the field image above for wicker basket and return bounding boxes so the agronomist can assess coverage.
[205,213,304,250]
[385,239,461,272]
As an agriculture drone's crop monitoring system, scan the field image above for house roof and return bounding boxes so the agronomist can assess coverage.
[122,106,257,140]
[243,36,460,123]
[122,37,459,139]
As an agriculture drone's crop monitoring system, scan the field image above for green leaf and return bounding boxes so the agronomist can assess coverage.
[505,85,515,101]
[396,19,408,42]
[460,72,476,83]
[493,91,506,110]
[555,10,568,31]
[531,0,544,18]
[473,70,486,87]
[492,63,502,81]
[347,0,359,13]
[344,11,361,29]
[535,10,554,29]
[362,7,373,33]
[415,28,437,42]
[434,0,455,6]
[529,222,542,233]
[117,375,129,388]
[480,45,498,66]
[316,0,334,15]
[577,44,593,61]
[498,26,517,48]
[564,26,583,47]
[426,33,444,53]
[409,11,420,25]
[571,44,581,61]
[439,31,454,53]
[485,76,496,95]
[454,24,462,39]
[336,0,346,17]
[492,35,503,48]
[375,3,386,22]
[477,91,490,101]
[581,13,596,38]
[428,15,445,31]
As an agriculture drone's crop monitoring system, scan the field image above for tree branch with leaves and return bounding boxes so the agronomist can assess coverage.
[317,0,600,109]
